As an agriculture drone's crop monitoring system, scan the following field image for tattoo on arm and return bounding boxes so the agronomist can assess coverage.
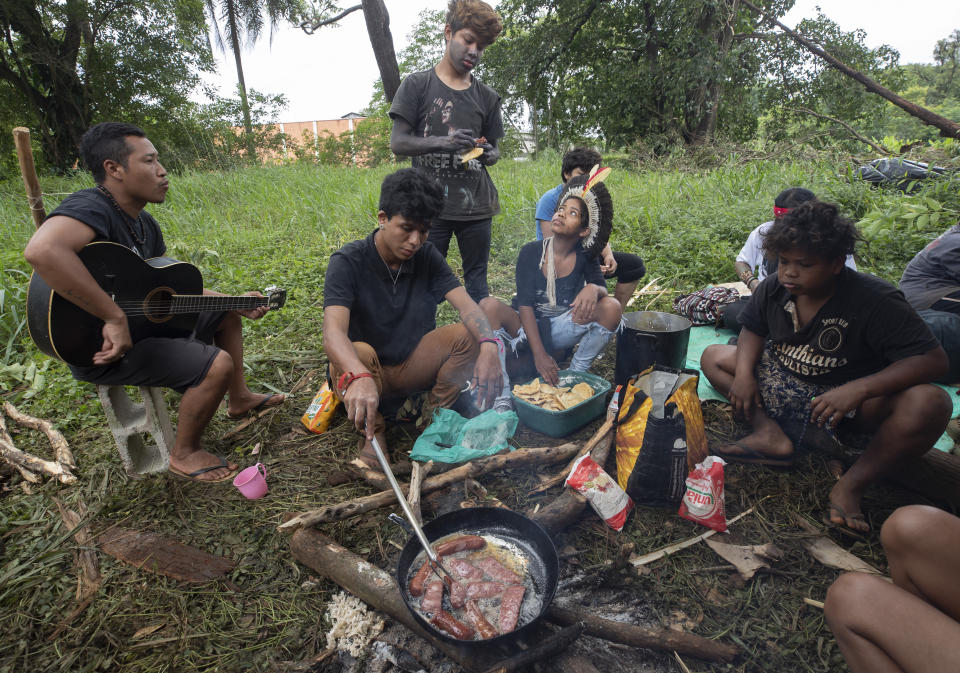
[463,308,495,340]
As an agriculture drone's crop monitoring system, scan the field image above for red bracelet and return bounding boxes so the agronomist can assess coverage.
[479,337,500,348]
[337,371,374,394]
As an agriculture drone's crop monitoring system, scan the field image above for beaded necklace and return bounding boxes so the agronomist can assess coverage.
[96,185,146,247]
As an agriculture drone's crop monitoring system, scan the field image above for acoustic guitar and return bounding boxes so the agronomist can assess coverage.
[27,241,286,367]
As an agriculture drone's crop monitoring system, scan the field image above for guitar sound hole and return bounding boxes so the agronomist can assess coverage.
[143,287,175,323]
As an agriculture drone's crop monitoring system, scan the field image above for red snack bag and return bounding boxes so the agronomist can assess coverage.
[678,456,727,532]
[565,454,634,531]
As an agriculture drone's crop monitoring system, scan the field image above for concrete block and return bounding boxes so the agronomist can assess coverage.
[97,385,174,477]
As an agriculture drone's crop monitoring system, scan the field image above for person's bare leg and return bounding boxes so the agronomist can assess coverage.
[168,351,238,480]
[479,296,522,336]
[700,344,793,458]
[825,572,960,673]
[613,280,639,312]
[825,506,960,672]
[882,505,960,620]
[214,311,286,416]
[828,385,951,532]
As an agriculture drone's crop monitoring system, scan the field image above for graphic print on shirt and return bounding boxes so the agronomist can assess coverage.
[414,95,484,213]
[771,316,850,377]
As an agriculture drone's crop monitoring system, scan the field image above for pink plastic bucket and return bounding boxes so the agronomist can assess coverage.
[233,463,268,499]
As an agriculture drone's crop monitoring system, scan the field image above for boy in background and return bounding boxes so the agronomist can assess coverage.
[535,147,645,311]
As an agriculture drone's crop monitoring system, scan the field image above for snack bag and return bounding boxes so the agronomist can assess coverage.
[301,380,340,434]
[678,456,727,531]
[565,454,634,532]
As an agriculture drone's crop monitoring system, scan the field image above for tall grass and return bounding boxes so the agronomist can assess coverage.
[1,154,957,402]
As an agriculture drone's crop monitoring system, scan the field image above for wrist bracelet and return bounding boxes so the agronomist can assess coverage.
[479,337,500,347]
[337,371,374,394]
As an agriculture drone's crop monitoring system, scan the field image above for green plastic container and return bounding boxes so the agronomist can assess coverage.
[511,370,612,438]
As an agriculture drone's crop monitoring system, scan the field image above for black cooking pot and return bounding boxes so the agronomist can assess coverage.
[615,311,692,385]
[395,507,559,645]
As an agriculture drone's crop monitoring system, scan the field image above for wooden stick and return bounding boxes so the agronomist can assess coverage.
[407,460,432,526]
[628,503,762,568]
[529,418,613,495]
[478,622,584,673]
[544,605,738,662]
[280,442,579,532]
[13,127,45,229]
[0,416,75,484]
[803,598,825,610]
[4,401,75,469]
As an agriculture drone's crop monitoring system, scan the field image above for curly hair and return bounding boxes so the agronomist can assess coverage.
[560,147,602,184]
[80,122,147,184]
[378,168,446,227]
[774,187,815,210]
[762,200,862,261]
[446,0,502,46]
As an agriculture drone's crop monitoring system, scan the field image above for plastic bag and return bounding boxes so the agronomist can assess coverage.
[678,456,727,532]
[565,454,633,531]
[411,408,518,463]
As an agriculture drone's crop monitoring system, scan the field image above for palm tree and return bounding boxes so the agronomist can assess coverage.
[205,0,297,159]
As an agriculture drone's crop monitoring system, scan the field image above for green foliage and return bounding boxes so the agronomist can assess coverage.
[0,0,215,172]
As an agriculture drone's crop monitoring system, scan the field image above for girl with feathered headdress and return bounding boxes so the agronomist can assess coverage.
[479,166,622,410]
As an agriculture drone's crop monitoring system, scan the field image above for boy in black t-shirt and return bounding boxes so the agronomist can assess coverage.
[701,200,951,532]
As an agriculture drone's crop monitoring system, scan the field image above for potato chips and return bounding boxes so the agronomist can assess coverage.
[512,379,595,411]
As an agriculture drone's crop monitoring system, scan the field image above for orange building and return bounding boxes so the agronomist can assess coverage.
[254,113,367,162]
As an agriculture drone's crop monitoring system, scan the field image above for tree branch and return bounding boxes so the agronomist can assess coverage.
[786,105,891,154]
[741,0,960,139]
[300,4,362,35]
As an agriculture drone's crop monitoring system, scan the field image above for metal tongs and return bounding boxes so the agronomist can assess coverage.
[370,437,459,588]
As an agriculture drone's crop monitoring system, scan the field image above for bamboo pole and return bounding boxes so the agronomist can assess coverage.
[13,127,45,229]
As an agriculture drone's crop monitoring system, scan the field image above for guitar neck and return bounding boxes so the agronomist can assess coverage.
[169,294,268,314]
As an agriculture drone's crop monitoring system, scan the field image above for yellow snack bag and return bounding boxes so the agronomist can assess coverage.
[301,380,340,434]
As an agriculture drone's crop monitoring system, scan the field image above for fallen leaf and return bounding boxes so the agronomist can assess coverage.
[801,536,886,576]
[705,539,783,581]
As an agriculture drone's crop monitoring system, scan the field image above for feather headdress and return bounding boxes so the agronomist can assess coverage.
[556,165,613,259]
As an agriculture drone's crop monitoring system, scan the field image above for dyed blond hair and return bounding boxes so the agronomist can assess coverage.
[446,0,502,47]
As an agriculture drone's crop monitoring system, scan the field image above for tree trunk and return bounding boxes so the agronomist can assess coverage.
[225,1,257,161]
[742,0,960,139]
[361,0,400,102]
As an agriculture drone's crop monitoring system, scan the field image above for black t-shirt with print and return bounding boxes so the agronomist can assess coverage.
[323,230,463,366]
[515,240,605,319]
[739,268,938,385]
[45,188,166,259]
[389,69,503,221]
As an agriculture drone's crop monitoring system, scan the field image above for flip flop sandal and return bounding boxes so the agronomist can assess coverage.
[824,502,870,534]
[168,456,237,483]
[228,393,284,420]
[712,441,795,467]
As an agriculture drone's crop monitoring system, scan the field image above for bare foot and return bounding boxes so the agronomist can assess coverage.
[227,392,286,418]
[718,420,794,460]
[827,481,870,532]
[357,433,388,471]
[169,449,238,482]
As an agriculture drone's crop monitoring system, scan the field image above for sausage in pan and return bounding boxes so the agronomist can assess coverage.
[465,600,498,639]
[431,609,476,640]
[434,534,486,556]
[408,560,433,597]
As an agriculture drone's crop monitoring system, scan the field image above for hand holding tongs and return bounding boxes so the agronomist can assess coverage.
[370,437,459,588]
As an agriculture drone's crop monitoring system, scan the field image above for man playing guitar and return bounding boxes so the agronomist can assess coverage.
[23,122,284,482]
